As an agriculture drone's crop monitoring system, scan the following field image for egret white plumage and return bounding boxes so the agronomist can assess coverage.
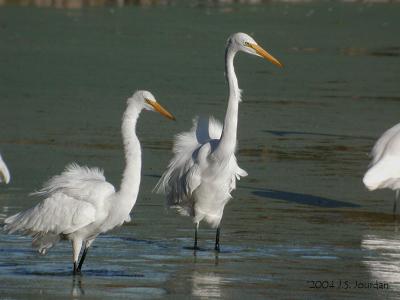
[4,91,175,274]
[363,123,400,213]
[155,32,282,251]
[0,153,10,184]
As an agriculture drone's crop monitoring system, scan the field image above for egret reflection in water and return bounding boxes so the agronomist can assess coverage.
[191,270,222,299]
[0,1,399,299]
[71,276,85,298]
[362,234,400,292]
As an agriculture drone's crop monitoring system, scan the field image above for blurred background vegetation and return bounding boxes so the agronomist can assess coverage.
[1,0,400,9]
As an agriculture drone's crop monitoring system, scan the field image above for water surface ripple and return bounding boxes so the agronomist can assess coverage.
[0,2,399,299]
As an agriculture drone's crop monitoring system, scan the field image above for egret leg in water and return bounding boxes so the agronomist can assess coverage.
[194,223,199,250]
[215,227,221,252]
[78,248,89,272]
[73,262,79,275]
[77,240,93,273]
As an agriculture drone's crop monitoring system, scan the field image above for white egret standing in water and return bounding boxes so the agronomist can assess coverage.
[155,32,282,251]
[363,123,400,213]
[0,153,10,184]
[4,91,175,274]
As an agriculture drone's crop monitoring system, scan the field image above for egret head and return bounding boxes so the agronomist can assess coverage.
[128,90,175,120]
[228,32,283,68]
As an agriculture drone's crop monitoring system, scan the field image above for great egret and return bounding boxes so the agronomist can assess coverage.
[155,32,282,251]
[0,153,10,184]
[4,91,175,274]
[363,123,400,213]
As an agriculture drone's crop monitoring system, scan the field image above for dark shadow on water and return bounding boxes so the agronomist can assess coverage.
[120,237,158,245]
[369,47,400,57]
[14,268,73,277]
[360,95,400,103]
[183,245,237,254]
[14,267,144,278]
[118,237,169,249]
[264,129,373,140]
[183,246,207,252]
[213,248,235,254]
[252,188,360,208]
[100,236,168,249]
[340,46,400,57]
[82,269,144,278]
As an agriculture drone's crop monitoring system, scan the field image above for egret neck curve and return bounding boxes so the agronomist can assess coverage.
[118,102,142,211]
[215,45,240,159]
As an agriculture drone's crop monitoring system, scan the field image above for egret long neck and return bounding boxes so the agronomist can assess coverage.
[118,105,142,210]
[215,47,240,159]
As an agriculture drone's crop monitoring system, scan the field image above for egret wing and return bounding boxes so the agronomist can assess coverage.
[32,163,115,206]
[4,163,115,237]
[154,116,222,198]
[4,192,96,236]
[371,123,400,165]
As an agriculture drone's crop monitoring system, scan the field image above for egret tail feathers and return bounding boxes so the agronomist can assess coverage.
[4,212,61,255]
[32,232,61,255]
[153,116,222,196]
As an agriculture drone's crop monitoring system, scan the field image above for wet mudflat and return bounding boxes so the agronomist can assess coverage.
[0,1,399,299]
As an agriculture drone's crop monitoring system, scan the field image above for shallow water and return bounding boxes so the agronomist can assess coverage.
[0,1,400,299]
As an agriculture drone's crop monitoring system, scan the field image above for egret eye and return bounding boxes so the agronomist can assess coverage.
[244,42,250,47]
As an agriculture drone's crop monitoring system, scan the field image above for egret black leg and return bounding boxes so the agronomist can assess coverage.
[73,262,80,275]
[77,247,89,272]
[194,223,199,250]
[214,227,220,252]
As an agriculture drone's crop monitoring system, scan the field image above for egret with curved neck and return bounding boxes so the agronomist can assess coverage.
[155,32,282,251]
[5,90,175,274]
